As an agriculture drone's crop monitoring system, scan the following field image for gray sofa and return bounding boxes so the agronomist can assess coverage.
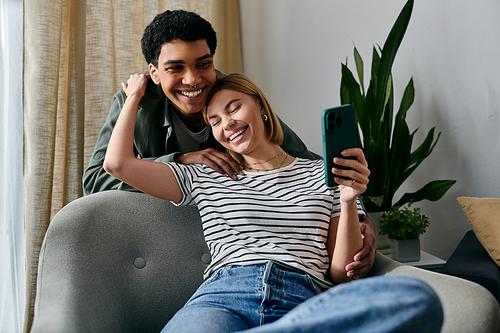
[31,190,500,333]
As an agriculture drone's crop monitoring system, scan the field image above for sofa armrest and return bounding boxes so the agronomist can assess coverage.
[372,252,500,333]
[441,230,500,302]
[31,191,210,333]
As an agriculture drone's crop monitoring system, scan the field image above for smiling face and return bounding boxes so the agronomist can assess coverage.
[206,89,268,157]
[149,39,216,119]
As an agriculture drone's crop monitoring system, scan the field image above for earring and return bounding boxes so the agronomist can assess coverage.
[262,114,268,121]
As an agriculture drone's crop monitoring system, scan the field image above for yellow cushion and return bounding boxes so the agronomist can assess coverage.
[457,197,500,267]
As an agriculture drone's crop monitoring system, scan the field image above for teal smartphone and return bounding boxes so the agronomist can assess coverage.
[321,105,357,187]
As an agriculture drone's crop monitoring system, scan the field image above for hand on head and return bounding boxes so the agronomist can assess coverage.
[121,73,150,98]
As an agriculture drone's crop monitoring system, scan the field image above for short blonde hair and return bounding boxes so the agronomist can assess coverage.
[203,73,283,164]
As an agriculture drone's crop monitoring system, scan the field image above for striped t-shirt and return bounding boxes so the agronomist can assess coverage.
[167,157,365,287]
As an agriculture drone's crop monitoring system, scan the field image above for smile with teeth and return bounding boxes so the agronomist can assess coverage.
[180,89,203,98]
[228,127,247,141]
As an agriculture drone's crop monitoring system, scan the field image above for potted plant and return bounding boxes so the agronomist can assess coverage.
[379,202,429,262]
[339,0,455,247]
[340,0,456,214]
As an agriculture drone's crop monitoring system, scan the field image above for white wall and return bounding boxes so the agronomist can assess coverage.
[239,0,500,260]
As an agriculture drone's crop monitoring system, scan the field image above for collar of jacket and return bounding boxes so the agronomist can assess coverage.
[163,98,213,142]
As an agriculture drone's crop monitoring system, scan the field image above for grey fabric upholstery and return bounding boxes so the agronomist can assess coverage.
[441,230,500,302]
[31,190,500,333]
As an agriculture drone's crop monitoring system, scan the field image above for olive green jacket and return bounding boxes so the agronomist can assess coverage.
[83,80,321,195]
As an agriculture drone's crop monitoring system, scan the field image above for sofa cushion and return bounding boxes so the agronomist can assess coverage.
[457,197,500,267]
[441,230,500,302]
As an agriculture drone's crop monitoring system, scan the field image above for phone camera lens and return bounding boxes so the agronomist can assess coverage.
[327,113,336,131]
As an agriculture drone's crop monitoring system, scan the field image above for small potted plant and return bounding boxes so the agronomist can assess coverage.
[379,202,430,262]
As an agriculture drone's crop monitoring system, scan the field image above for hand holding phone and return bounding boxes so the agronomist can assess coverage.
[322,105,357,187]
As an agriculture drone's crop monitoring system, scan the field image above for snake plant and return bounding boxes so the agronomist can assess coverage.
[340,0,455,212]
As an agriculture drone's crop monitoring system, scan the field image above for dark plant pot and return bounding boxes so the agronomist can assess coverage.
[390,238,420,262]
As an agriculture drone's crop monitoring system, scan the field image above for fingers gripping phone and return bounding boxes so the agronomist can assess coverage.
[322,105,357,187]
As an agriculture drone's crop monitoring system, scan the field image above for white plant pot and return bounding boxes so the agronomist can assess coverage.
[390,238,421,262]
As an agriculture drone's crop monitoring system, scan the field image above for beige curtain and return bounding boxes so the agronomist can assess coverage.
[23,0,243,331]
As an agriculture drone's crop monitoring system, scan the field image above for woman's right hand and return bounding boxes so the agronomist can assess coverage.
[121,73,150,99]
[333,148,370,203]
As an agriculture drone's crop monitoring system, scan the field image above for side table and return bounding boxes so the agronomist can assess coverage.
[380,249,446,272]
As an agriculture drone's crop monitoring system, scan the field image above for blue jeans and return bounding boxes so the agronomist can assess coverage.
[162,261,443,333]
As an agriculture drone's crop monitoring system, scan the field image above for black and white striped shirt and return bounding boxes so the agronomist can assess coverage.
[167,158,365,287]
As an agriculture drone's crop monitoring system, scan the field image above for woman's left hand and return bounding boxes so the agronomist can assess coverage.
[121,73,150,99]
[332,148,370,203]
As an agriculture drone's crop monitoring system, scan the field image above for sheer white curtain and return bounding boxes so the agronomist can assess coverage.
[0,0,25,332]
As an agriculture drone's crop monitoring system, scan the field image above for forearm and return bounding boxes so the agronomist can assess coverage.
[84,151,181,195]
[97,94,182,195]
[330,201,364,284]
[84,80,180,195]
[356,214,376,260]
[104,95,141,176]
[103,74,183,202]
[83,89,142,194]
[359,214,374,233]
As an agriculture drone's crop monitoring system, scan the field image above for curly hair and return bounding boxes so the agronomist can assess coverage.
[141,10,217,68]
